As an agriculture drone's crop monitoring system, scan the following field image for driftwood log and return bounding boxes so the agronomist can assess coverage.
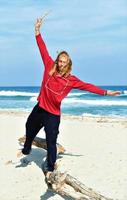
[18,135,65,154]
[18,136,113,200]
[46,171,113,200]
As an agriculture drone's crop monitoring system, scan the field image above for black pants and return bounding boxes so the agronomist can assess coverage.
[22,103,60,171]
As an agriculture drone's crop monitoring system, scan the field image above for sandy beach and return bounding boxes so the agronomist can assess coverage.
[0,110,127,200]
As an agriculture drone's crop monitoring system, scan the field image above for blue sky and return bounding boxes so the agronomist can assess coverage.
[0,0,127,86]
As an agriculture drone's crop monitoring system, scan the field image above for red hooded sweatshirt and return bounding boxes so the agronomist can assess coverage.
[36,34,107,115]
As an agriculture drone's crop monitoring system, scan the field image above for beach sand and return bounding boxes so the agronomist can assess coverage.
[0,110,127,200]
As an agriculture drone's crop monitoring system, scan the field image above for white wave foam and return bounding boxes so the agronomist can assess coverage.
[0,90,38,97]
[124,90,127,94]
[67,92,87,97]
[30,97,37,102]
[63,98,127,106]
[82,112,126,118]
[82,113,99,117]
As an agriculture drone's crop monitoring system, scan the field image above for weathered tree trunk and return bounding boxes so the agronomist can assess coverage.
[18,135,65,154]
[65,174,112,200]
[46,171,113,200]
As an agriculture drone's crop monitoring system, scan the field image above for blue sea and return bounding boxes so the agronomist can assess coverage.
[0,86,127,117]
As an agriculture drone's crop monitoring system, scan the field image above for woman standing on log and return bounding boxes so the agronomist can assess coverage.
[17,17,120,179]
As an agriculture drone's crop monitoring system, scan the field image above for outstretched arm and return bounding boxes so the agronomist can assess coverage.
[72,76,121,96]
[35,18,54,70]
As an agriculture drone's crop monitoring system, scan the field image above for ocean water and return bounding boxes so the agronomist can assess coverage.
[0,86,127,117]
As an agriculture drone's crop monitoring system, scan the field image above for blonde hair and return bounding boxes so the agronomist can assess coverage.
[49,51,72,77]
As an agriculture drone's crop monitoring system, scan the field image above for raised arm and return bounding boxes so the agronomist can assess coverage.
[35,18,54,70]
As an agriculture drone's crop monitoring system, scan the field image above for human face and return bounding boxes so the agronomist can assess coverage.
[58,54,68,71]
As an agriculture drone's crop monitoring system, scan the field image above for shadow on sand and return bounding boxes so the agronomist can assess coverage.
[40,189,73,200]
[15,147,83,199]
